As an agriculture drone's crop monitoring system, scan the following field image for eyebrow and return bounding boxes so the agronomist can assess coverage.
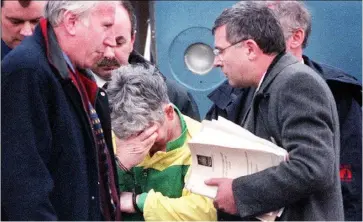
[6,16,43,22]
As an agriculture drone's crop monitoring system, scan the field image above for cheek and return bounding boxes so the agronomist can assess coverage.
[2,22,19,35]
[115,48,130,64]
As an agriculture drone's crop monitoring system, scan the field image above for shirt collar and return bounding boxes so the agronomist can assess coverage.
[256,72,267,92]
[62,52,75,73]
[166,105,188,152]
[90,70,108,88]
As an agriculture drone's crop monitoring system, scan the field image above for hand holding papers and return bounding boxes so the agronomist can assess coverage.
[185,117,287,221]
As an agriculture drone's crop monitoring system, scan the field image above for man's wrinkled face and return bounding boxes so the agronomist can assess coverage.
[1,1,46,48]
[91,4,135,81]
[75,2,117,69]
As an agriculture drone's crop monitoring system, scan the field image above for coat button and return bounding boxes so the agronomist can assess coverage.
[100,92,106,96]
[91,196,95,200]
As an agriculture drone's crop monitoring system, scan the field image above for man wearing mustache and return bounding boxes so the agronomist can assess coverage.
[90,0,200,121]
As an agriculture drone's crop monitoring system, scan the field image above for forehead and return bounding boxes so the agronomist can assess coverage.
[214,25,230,47]
[2,1,45,19]
[90,2,117,18]
[115,5,132,35]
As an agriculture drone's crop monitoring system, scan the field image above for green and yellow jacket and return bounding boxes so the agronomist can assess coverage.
[117,110,216,221]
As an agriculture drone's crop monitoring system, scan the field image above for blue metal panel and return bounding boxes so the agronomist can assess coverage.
[304,1,362,82]
[153,1,362,118]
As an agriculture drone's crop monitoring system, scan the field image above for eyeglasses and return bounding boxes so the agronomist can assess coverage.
[213,39,246,57]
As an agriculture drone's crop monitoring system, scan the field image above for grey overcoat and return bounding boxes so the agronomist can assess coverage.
[232,53,344,221]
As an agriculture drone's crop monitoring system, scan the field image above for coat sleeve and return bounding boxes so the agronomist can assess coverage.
[1,68,57,220]
[142,168,217,221]
[232,72,339,217]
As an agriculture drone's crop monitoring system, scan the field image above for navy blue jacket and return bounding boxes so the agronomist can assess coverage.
[1,22,118,220]
[206,55,362,221]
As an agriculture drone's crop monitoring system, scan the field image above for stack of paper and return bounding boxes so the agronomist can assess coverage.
[185,117,287,221]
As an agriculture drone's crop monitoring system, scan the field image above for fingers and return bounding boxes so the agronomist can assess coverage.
[205,178,223,186]
[129,132,157,154]
[138,124,158,141]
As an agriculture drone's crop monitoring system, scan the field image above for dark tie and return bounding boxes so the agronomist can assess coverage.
[102,82,109,90]
[88,102,120,220]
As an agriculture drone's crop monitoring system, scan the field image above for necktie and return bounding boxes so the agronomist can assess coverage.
[88,102,121,220]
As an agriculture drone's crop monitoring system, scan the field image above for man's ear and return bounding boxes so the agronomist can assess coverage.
[129,31,136,53]
[164,103,174,121]
[62,11,78,36]
[289,28,305,49]
[244,39,259,60]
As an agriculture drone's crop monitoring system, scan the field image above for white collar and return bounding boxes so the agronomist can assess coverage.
[91,71,108,88]
[256,72,267,92]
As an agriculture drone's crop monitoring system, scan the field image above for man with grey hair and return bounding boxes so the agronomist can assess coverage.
[206,1,361,220]
[2,1,121,220]
[268,2,362,220]
[106,64,216,221]
[91,0,201,121]
[204,1,343,220]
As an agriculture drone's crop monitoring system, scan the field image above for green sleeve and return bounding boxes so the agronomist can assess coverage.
[136,192,148,212]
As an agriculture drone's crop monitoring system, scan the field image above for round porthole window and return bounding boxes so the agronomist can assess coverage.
[184,43,214,75]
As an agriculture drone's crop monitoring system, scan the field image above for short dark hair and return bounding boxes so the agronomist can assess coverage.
[119,0,137,37]
[212,1,286,55]
[2,0,32,8]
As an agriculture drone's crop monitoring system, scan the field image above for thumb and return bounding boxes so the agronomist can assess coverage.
[205,178,224,186]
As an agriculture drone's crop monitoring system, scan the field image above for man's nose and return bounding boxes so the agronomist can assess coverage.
[103,46,115,59]
[213,56,223,67]
[20,22,33,36]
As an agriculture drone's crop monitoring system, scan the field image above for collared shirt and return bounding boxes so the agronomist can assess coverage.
[62,52,75,73]
[91,71,108,88]
[256,72,267,92]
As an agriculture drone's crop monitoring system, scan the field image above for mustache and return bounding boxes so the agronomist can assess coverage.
[96,58,121,67]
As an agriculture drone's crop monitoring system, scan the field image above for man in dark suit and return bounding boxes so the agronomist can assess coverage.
[2,1,122,220]
[90,0,200,121]
[205,2,343,220]
[206,1,362,220]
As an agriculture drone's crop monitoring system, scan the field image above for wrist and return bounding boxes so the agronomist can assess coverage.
[116,157,132,171]
[132,191,142,213]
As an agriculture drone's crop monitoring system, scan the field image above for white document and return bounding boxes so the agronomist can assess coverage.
[185,117,287,221]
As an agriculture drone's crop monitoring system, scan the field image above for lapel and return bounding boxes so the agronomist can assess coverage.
[39,19,96,146]
[242,53,299,131]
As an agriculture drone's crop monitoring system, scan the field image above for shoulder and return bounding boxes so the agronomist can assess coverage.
[184,115,201,138]
[279,61,328,88]
[165,78,189,98]
[2,36,48,78]
[304,55,361,87]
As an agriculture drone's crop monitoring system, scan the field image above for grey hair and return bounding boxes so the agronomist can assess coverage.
[267,1,312,48]
[107,64,170,139]
[44,1,98,27]
[212,1,285,54]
